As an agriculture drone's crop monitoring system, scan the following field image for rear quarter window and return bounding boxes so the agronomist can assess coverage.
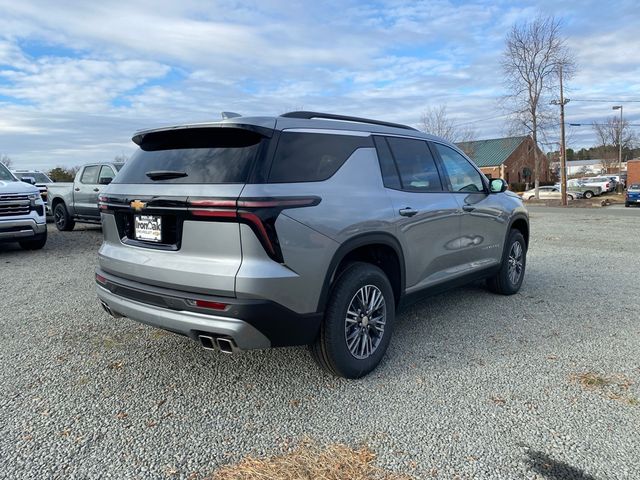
[268,131,373,183]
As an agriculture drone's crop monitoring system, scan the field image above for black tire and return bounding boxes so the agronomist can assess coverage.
[310,262,395,379]
[625,203,630,208]
[19,231,47,250]
[486,229,526,295]
[568,194,574,201]
[53,202,75,231]
[584,191,593,199]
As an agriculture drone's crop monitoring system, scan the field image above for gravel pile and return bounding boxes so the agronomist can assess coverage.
[1,209,639,479]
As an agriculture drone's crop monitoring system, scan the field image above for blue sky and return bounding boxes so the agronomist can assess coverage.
[0,0,638,170]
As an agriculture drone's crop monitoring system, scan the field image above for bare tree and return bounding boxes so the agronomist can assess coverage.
[592,116,637,172]
[0,154,13,168]
[419,105,476,154]
[114,153,129,163]
[502,15,575,197]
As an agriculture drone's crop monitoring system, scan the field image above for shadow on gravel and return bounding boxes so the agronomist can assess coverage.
[525,450,596,480]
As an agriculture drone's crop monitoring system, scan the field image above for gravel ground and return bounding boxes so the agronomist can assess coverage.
[1,208,639,479]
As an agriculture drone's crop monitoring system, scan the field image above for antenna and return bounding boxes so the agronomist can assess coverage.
[221,112,242,120]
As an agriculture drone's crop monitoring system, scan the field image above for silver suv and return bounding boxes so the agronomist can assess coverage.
[96,112,528,378]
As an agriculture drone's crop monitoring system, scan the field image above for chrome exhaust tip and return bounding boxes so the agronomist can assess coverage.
[100,300,122,318]
[215,337,236,354]
[198,335,217,351]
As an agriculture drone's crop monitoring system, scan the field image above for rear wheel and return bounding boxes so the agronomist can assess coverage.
[54,203,75,231]
[568,194,574,200]
[310,262,394,379]
[625,202,630,207]
[19,231,47,250]
[486,229,526,295]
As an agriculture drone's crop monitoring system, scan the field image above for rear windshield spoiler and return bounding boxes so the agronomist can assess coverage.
[132,123,274,146]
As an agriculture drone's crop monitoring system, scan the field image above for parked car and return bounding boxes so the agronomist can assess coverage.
[625,183,640,207]
[565,179,602,199]
[524,186,579,201]
[0,162,47,250]
[581,176,613,193]
[47,162,123,231]
[11,169,53,214]
[95,111,530,378]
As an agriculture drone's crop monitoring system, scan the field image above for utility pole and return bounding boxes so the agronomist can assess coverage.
[551,65,570,206]
[613,105,623,192]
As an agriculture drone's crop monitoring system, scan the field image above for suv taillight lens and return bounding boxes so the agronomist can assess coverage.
[189,196,321,263]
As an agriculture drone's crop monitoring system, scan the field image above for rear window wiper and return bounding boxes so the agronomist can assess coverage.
[145,170,188,180]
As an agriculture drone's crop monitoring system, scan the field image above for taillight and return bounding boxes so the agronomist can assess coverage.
[188,196,321,262]
[96,273,107,285]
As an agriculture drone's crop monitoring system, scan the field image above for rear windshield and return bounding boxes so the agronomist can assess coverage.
[630,184,640,189]
[19,172,52,183]
[114,128,266,184]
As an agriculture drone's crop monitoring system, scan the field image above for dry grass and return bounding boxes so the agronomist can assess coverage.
[571,372,637,406]
[210,440,414,480]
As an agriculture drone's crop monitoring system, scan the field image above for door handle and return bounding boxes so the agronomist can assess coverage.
[93,188,100,192]
[399,207,418,217]
[462,205,475,212]
[74,187,80,191]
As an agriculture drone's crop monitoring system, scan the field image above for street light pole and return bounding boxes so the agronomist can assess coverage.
[612,105,623,192]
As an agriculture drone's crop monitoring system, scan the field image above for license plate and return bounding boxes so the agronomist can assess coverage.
[134,215,162,242]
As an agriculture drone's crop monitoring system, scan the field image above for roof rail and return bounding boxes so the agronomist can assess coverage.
[280,111,418,131]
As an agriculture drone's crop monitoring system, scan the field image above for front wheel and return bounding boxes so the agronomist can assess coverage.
[584,191,593,199]
[310,262,395,379]
[53,203,75,231]
[486,229,527,295]
[19,231,47,250]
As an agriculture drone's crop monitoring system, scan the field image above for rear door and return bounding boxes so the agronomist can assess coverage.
[432,142,506,271]
[75,165,101,217]
[98,126,270,296]
[373,135,463,292]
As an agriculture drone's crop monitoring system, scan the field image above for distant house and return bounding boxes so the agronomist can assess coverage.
[457,135,548,184]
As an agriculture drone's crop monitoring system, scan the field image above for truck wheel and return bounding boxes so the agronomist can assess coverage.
[584,191,593,199]
[54,203,75,231]
[310,262,395,379]
[486,229,526,295]
[19,231,47,250]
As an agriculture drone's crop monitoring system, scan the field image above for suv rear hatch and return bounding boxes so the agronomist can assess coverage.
[98,125,272,297]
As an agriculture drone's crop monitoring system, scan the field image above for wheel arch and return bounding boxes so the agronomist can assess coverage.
[508,214,529,248]
[316,233,405,313]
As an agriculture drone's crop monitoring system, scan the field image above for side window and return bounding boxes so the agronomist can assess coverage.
[99,166,115,183]
[80,166,100,184]
[386,137,442,192]
[434,143,485,193]
[268,132,372,183]
[373,136,401,190]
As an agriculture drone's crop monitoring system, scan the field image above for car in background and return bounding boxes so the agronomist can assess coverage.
[48,162,123,231]
[524,186,580,201]
[11,169,53,214]
[625,183,640,207]
[581,176,613,193]
[0,162,47,250]
[559,180,602,199]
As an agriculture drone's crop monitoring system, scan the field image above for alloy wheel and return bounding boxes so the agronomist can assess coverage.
[507,241,524,285]
[344,284,386,359]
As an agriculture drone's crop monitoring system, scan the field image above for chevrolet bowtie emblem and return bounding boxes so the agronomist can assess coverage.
[130,200,146,211]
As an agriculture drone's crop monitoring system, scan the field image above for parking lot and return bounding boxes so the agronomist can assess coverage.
[1,207,639,479]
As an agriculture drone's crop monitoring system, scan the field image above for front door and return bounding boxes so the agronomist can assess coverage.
[432,142,507,272]
[75,165,101,217]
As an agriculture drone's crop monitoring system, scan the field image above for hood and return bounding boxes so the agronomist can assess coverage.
[0,179,40,195]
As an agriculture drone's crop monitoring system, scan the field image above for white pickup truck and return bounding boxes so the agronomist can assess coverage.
[47,162,124,231]
[0,162,47,249]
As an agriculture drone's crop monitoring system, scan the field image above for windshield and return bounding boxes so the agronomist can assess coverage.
[17,172,52,183]
[630,184,640,190]
[0,163,16,182]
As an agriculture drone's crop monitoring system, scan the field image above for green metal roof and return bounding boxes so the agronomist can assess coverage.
[456,136,528,168]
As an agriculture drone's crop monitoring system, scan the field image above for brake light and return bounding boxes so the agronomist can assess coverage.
[96,273,107,285]
[188,196,321,263]
[193,299,228,310]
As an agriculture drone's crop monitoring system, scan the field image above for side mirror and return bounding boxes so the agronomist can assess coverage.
[98,177,113,185]
[21,176,36,185]
[490,178,508,193]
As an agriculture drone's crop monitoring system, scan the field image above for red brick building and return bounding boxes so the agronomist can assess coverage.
[627,159,640,186]
[457,136,548,185]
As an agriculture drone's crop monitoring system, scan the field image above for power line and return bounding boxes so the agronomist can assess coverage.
[452,112,511,127]
[570,99,640,103]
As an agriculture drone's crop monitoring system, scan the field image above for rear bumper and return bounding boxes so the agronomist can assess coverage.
[95,268,322,350]
[0,217,47,242]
